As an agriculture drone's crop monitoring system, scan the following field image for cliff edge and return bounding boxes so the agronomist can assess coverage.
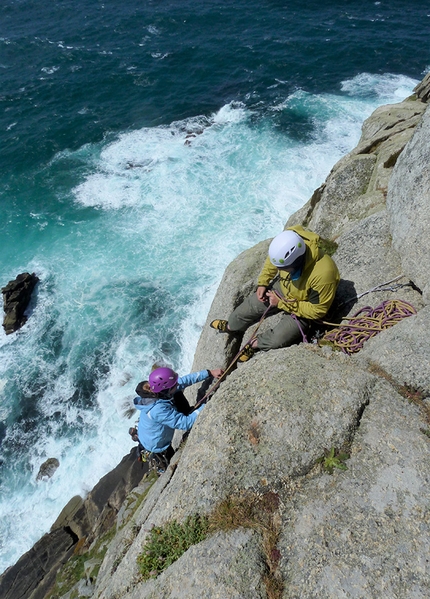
[2,73,430,599]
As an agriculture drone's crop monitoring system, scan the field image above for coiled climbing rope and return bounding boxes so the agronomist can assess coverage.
[320,299,417,355]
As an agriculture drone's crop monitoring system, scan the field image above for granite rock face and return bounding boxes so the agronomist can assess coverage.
[2,76,430,599]
[0,527,77,599]
[386,104,430,302]
[278,379,430,599]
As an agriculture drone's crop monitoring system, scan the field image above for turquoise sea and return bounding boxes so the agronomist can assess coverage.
[1,0,429,573]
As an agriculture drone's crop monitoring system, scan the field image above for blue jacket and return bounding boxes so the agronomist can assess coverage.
[134,370,210,453]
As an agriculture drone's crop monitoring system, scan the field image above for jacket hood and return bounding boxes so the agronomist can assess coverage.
[134,393,158,411]
[288,224,321,264]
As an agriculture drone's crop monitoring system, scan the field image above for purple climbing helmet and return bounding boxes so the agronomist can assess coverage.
[148,367,178,393]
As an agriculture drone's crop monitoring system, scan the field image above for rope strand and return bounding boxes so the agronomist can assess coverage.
[192,305,272,410]
[320,299,416,355]
[195,280,417,407]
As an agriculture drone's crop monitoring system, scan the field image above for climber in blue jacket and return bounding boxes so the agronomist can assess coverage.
[133,366,222,467]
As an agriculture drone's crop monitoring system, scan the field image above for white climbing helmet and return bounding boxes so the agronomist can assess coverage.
[268,230,306,267]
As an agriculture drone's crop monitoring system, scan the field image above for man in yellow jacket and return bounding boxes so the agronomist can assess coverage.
[210,226,340,361]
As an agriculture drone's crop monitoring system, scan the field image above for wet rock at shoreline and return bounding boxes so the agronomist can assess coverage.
[36,458,60,481]
[1,272,39,335]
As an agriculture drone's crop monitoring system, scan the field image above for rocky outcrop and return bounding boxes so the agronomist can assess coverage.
[36,458,60,481]
[1,272,39,335]
[0,527,77,599]
[286,95,427,240]
[414,71,430,102]
[2,75,430,599]
[0,449,148,599]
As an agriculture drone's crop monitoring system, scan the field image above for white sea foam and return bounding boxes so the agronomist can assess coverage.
[341,72,419,100]
[40,66,60,74]
[212,102,250,124]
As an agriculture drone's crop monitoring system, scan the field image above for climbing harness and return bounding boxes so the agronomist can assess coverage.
[129,425,167,474]
[139,447,171,475]
[271,288,309,343]
[320,299,417,355]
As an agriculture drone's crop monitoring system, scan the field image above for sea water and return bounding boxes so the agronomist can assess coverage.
[1,0,429,573]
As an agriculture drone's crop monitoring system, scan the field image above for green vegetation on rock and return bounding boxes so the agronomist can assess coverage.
[46,527,117,599]
[316,446,350,474]
[137,514,209,580]
[137,491,284,598]
[317,237,338,256]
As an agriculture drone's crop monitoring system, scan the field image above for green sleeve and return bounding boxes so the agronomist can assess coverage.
[257,256,278,287]
[276,280,338,319]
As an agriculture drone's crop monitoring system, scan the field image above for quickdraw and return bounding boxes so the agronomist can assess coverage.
[139,448,170,475]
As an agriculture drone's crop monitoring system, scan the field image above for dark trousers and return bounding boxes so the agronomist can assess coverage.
[228,282,310,350]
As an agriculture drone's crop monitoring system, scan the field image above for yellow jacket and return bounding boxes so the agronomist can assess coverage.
[257,225,340,321]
